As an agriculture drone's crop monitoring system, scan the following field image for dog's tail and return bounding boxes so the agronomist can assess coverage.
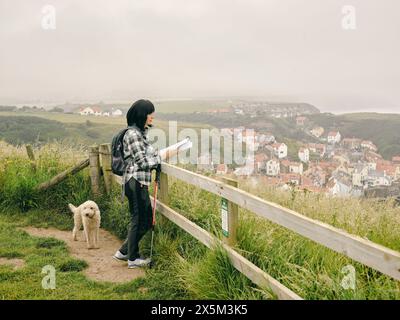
[68,203,77,214]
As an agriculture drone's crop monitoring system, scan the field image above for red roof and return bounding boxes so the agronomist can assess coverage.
[392,156,400,163]
[255,153,268,162]
[216,164,227,172]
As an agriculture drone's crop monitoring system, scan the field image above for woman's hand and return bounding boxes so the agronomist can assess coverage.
[160,148,179,161]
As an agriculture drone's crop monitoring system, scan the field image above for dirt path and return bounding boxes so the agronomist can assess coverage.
[22,227,145,283]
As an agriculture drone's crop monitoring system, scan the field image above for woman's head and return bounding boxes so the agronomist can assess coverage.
[126,99,155,130]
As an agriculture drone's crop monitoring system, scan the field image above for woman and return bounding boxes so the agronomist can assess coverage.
[113,99,175,268]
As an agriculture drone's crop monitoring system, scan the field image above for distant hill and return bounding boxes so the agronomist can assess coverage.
[157,111,400,160]
[0,116,119,146]
[308,113,400,159]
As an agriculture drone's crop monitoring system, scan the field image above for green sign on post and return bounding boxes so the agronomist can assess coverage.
[221,198,229,237]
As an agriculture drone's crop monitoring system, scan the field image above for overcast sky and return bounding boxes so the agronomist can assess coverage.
[0,0,399,113]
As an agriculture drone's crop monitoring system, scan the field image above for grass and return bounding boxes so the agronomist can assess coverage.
[0,140,399,300]
[0,213,149,299]
[0,113,213,152]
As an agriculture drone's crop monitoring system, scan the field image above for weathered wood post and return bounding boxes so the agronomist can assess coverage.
[89,145,101,196]
[221,177,238,247]
[99,143,112,195]
[25,144,37,172]
[158,171,169,225]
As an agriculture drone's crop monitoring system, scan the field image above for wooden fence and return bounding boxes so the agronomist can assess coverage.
[32,143,400,300]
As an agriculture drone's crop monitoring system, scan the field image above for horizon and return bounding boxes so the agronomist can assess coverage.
[1,1,399,114]
[2,97,400,115]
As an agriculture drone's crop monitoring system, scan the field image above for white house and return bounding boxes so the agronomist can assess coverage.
[266,159,280,176]
[92,107,102,116]
[327,176,352,197]
[112,108,123,117]
[289,162,303,175]
[102,111,110,117]
[272,143,288,159]
[298,147,310,163]
[365,170,392,187]
[351,164,369,187]
[327,131,341,144]
[79,107,95,116]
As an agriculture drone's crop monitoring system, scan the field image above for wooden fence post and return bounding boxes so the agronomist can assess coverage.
[89,145,101,196]
[221,177,238,247]
[99,143,112,195]
[25,144,37,172]
[158,171,169,225]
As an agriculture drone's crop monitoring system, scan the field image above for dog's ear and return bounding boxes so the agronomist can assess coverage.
[95,204,100,217]
[68,203,78,214]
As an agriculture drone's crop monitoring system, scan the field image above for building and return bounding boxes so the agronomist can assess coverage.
[296,116,308,126]
[327,131,341,144]
[258,133,275,146]
[351,163,369,187]
[392,156,400,164]
[307,143,326,158]
[281,160,303,175]
[396,166,400,181]
[365,170,392,187]
[266,159,280,176]
[79,106,95,116]
[112,109,123,117]
[280,173,301,186]
[361,140,378,152]
[272,143,288,159]
[303,166,326,187]
[342,138,362,150]
[310,126,324,138]
[216,164,228,175]
[197,153,214,172]
[327,174,353,197]
[254,153,269,172]
[298,147,310,163]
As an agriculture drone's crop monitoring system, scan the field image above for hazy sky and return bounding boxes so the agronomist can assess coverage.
[1,0,399,113]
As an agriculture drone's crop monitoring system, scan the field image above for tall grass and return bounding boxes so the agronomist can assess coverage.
[0,140,399,300]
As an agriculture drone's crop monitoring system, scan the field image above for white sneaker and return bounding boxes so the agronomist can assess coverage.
[128,258,151,268]
[113,251,128,261]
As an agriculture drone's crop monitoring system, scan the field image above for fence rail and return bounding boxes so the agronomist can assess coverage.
[161,163,400,282]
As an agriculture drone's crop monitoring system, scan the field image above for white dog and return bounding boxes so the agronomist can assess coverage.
[68,200,101,249]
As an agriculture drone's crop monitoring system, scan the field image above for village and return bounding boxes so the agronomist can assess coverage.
[197,115,400,199]
[5,103,400,199]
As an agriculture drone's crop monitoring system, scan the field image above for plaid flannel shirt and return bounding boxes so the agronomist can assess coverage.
[123,125,161,186]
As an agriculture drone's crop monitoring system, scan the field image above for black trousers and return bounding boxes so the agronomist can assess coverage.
[119,177,153,261]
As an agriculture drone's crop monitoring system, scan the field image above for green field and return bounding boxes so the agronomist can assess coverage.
[0,112,213,147]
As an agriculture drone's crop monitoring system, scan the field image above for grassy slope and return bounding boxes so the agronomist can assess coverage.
[308,112,400,159]
[0,142,266,300]
[1,142,399,300]
[0,112,213,147]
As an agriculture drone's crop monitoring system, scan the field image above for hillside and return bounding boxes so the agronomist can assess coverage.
[158,111,400,160]
[0,113,213,148]
[0,141,399,300]
[308,113,400,159]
